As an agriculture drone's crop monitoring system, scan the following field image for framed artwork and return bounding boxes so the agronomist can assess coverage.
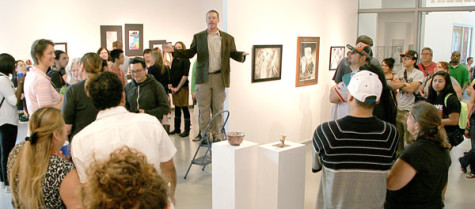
[125,24,144,56]
[296,37,320,87]
[54,42,67,54]
[329,46,345,71]
[149,40,166,51]
[251,45,283,83]
[100,25,122,51]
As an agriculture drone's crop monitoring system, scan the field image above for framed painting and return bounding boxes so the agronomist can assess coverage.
[296,37,320,87]
[149,40,166,51]
[100,25,122,51]
[125,24,144,56]
[251,45,283,83]
[329,46,345,71]
[54,42,67,54]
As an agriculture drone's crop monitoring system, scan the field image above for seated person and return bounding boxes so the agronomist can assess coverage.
[7,107,81,209]
[82,146,169,209]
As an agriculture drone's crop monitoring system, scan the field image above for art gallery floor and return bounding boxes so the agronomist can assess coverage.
[1,109,474,209]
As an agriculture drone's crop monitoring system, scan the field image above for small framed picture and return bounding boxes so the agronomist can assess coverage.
[296,37,320,87]
[329,46,345,71]
[54,42,68,54]
[125,24,144,56]
[251,45,283,83]
[100,25,123,51]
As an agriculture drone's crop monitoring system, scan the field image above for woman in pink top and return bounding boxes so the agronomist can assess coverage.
[24,39,62,115]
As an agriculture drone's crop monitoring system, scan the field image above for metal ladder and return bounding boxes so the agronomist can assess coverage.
[184,110,230,179]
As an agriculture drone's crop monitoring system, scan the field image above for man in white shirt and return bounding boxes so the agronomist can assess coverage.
[71,71,177,205]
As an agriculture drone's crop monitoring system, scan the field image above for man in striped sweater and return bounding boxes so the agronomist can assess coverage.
[313,70,399,209]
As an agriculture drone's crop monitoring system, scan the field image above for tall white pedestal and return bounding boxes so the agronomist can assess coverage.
[257,141,306,209]
[212,140,258,209]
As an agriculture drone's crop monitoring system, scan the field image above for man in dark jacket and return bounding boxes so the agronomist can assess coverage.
[125,57,169,126]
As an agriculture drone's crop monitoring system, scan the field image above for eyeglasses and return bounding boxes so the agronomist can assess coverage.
[131,68,144,73]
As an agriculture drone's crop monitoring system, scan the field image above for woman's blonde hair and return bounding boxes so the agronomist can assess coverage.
[81,52,103,89]
[151,49,166,74]
[9,107,65,209]
[82,146,168,209]
[411,102,451,149]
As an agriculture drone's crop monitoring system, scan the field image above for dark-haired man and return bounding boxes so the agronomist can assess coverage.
[47,50,68,90]
[163,10,247,141]
[330,42,372,120]
[313,70,398,209]
[393,50,424,151]
[449,51,470,90]
[71,71,177,205]
[109,49,126,86]
[124,57,170,129]
[332,35,381,83]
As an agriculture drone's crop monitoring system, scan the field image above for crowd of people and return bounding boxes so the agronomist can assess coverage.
[319,35,474,208]
[1,9,474,209]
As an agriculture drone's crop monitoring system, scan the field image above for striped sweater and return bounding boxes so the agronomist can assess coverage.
[313,115,399,209]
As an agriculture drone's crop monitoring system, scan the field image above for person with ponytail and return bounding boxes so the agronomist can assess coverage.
[61,53,101,141]
[385,102,451,209]
[7,107,82,209]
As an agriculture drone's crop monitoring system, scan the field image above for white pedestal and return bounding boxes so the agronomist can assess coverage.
[212,140,258,209]
[257,141,306,209]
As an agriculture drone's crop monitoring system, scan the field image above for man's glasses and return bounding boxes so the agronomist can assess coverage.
[131,69,144,73]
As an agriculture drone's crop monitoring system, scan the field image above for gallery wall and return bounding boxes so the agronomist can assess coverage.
[0,0,220,61]
[422,11,475,64]
[225,0,359,143]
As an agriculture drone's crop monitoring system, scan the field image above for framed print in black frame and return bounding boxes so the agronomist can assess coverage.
[251,45,283,83]
[329,46,345,71]
[125,24,144,56]
[296,37,320,87]
[100,25,123,51]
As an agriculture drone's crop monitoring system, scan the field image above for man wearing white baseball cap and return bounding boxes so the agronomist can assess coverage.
[313,70,398,209]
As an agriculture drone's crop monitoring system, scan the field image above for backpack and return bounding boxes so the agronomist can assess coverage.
[444,93,468,129]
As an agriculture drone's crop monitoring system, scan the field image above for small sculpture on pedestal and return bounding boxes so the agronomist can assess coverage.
[273,134,289,148]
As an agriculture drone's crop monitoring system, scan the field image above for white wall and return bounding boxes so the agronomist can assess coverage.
[423,11,475,64]
[0,0,206,60]
[226,0,358,143]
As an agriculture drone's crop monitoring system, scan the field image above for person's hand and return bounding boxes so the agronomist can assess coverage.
[419,89,426,97]
[163,43,174,53]
[192,93,196,101]
[138,109,145,113]
[467,119,471,129]
[243,52,249,56]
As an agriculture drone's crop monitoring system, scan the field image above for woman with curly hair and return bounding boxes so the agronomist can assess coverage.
[83,146,169,209]
[7,107,81,209]
[385,102,451,208]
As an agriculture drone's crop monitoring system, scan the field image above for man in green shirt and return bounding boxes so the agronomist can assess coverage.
[449,51,470,90]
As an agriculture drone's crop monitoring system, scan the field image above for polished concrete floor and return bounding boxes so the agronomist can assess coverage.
[1,109,475,208]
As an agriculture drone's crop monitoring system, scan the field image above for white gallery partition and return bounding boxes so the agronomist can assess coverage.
[225,0,359,144]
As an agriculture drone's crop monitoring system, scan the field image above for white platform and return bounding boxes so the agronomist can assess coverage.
[257,141,306,209]
[212,140,258,209]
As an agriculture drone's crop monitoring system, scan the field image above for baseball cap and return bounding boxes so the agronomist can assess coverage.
[400,50,418,60]
[346,42,372,59]
[345,70,382,103]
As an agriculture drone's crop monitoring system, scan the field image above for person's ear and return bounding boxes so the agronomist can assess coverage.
[347,94,354,102]
[415,122,420,132]
[52,130,62,144]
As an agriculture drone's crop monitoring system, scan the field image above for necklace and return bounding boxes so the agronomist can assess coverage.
[50,150,70,161]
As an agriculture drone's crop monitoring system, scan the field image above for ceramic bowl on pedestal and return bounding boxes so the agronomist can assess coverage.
[227,132,245,146]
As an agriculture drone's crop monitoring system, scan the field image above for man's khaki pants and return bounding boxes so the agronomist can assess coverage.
[196,73,226,139]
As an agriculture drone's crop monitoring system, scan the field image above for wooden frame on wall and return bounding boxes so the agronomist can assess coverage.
[54,42,68,54]
[124,24,144,56]
[100,25,123,51]
[295,37,320,87]
[251,44,283,83]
